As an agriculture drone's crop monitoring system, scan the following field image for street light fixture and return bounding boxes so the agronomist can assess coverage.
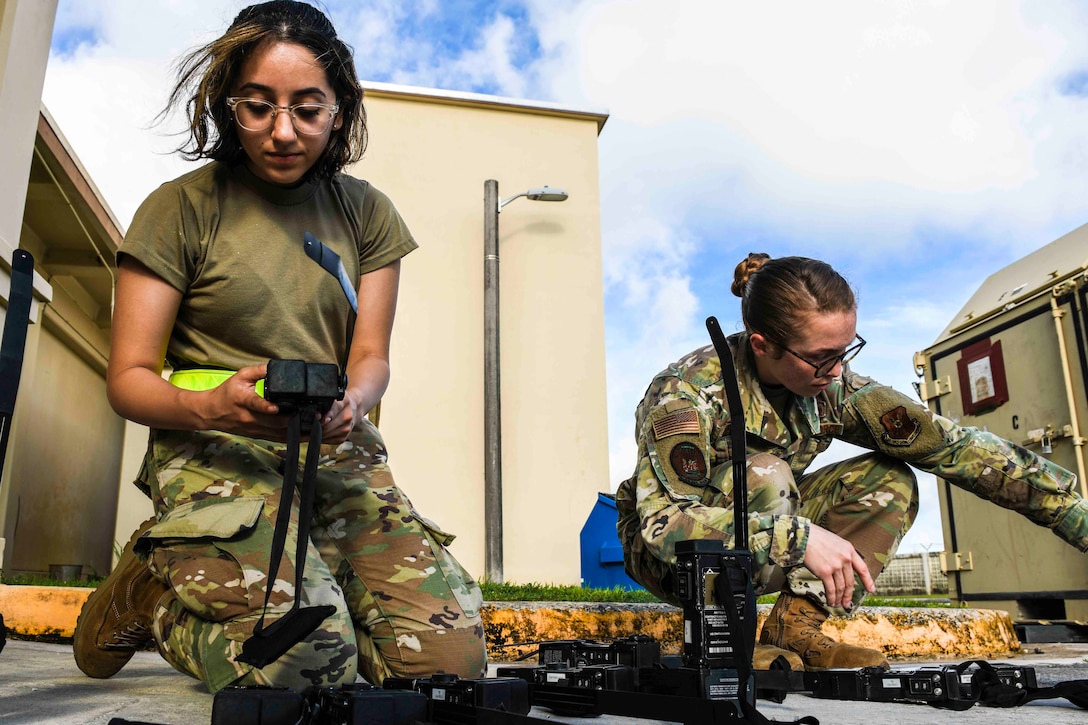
[483,179,569,584]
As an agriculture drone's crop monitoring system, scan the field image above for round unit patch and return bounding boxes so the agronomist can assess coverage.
[669,441,707,485]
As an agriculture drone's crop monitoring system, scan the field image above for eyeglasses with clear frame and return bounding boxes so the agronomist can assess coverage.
[762,333,866,378]
[226,97,340,136]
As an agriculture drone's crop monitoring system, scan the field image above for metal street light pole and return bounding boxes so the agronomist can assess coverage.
[483,179,502,584]
[483,179,568,584]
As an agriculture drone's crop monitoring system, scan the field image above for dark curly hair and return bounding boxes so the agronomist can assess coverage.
[163,0,366,180]
[732,253,856,345]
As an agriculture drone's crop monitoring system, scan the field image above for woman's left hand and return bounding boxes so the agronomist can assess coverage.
[316,260,401,446]
[319,389,363,445]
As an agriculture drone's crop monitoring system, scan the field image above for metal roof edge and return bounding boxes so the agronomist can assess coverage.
[38,103,126,237]
[360,80,610,134]
[929,223,1088,346]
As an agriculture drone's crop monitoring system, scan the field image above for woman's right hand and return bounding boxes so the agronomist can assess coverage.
[185,363,288,440]
[802,524,875,610]
[108,258,289,439]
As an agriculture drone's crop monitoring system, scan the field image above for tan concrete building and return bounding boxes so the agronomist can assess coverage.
[1,0,128,581]
[3,1,611,586]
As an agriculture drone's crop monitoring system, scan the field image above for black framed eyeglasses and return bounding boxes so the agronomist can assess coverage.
[762,333,866,378]
[226,97,340,136]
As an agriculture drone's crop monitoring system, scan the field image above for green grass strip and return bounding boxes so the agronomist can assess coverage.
[480,582,954,607]
[0,574,955,609]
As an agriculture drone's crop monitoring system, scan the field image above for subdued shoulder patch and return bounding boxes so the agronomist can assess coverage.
[645,402,710,496]
[848,384,948,461]
[653,409,701,439]
[879,406,921,446]
[670,441,708,483]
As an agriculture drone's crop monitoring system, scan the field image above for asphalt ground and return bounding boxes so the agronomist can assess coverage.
[3,640,1088,725]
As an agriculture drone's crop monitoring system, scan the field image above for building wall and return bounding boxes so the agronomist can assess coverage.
[0,0,59,573]
[325,90,609,585]
[3,124,127,578]
[0,0,57,250]
[5,314,122,576]
[876,552,949,596]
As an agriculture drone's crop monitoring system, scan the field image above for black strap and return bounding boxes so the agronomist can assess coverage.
[0,249,34,484]
[952,659,1088,710]
[713,558,755,693]
[237,410,335,668]
[1020,679,1088,709]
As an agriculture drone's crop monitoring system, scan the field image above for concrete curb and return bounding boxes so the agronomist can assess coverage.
[479,601,1022,662]
[0,584,90,640]
[1,584,1021,662]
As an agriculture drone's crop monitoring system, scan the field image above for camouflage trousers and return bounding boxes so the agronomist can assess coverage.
[755,452,919,613]
[624,452,918,615]
[137,421,487,693]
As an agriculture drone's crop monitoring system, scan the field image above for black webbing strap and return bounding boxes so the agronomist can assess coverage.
[943,660,1088,710]
[0,250,32,658]
[1,249,34,484]
[1018,679,1088,709]
[237,410,335,668]
[713,559,755,689]
[714,572,818,724]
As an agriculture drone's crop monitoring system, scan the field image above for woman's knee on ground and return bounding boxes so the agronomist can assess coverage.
[355,617,487,684]
[141,496,359,692]
[154,588,359,693]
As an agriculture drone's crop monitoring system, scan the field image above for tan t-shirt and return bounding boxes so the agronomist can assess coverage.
[119,162,418,371]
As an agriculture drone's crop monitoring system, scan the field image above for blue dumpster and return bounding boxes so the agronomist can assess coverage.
[579,492,646,591]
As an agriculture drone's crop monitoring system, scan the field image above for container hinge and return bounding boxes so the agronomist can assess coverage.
[915,375,952,402]
[940,551,974,573]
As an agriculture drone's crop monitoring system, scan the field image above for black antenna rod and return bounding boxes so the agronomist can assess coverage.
[705,316,748,548]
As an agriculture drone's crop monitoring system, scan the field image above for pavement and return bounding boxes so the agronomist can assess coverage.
[3,638,1088,725]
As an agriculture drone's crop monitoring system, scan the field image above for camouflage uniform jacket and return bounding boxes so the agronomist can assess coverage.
[615,331,1088,578]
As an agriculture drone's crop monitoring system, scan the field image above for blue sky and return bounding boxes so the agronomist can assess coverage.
[43,0,1088,557]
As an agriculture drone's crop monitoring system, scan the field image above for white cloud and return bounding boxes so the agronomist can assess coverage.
[532,0,1088,249]
[443,15,530,98]
[337,2,537,97]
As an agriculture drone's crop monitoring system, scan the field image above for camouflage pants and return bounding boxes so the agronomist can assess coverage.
[760,452,919,613]
[623,452,918,614]
[138,421,487,693]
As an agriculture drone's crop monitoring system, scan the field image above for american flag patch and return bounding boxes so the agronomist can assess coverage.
[653,409,700,439]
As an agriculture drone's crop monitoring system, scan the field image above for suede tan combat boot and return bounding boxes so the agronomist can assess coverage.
[752,643,804,671]
[759,591,888,671]
[73,518,168,678]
